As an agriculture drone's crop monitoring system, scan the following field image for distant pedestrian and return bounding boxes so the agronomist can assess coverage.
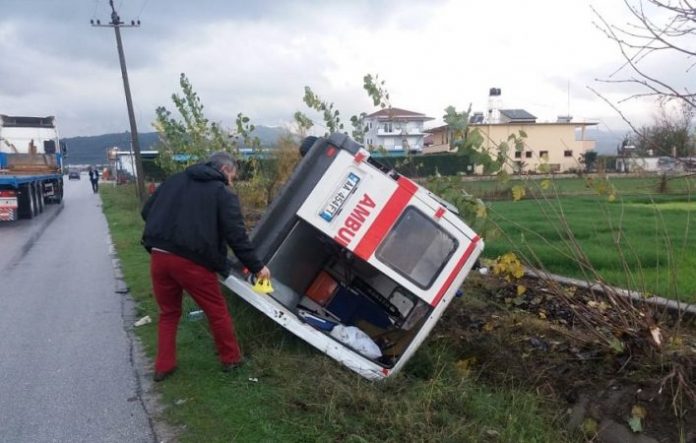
[88,167,100,193]
[141,151,270,382]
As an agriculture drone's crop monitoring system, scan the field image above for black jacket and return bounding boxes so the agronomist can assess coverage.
[141,163,264,276]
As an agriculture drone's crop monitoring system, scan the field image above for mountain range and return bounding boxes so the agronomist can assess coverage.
[63,132,159,165]
[582,127,626,155]
[62,126,291,165]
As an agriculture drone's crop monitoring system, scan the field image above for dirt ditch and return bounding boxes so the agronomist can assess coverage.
[438,272,696,443]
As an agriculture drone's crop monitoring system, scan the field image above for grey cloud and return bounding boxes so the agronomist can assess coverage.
[0,63,38,97]
[0,0,485,137]
[1,0,443,80]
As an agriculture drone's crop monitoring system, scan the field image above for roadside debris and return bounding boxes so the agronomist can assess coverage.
[438,273,696,443]
[186,310,204,321]
[133,315,152,327]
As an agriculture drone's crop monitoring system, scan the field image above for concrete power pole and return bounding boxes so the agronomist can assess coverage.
[91,0,146,203]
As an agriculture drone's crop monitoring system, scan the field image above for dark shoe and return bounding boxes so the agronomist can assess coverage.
[221,358,246,372]
[153,367,177,382]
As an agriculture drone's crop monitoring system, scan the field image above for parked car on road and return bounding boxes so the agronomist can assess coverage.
[68,170,80,180]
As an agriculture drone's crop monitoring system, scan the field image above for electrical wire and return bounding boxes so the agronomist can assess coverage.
[92,0,108,20]
[136,0,150,19]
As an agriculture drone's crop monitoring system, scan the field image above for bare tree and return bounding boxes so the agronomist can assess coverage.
[592,1,696,108]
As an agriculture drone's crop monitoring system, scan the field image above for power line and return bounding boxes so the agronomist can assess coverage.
[91,0,146,203]
[91,0,100,19]
[136,0,150,19]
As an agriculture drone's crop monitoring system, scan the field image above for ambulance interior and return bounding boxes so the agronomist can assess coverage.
[266,214,458,368]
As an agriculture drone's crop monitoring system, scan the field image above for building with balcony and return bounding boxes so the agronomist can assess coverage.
[363,107,433,153]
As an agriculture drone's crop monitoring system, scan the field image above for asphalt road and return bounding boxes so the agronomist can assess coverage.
[0,176,155,442]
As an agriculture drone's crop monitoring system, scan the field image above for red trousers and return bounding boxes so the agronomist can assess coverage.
[150,251,242,372]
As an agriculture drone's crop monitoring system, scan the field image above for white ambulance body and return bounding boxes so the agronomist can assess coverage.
[223,134,483,380]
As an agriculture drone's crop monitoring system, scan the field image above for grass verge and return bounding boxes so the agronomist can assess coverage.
[101,185,573,443]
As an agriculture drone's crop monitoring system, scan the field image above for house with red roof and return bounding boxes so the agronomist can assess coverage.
[362,107,433,154]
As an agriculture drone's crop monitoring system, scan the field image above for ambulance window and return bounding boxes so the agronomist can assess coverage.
[376,207,458,289]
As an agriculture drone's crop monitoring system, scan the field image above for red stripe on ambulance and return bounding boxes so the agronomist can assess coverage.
[352,177,417,260]
[334,194,376,247]
[431,236,481,306]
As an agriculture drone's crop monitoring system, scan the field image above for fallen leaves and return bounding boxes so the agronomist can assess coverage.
[455,357,477,377]
[587,300,610,312]
[649,326,662,347]
[581,417,598,436]
[628,404,647,432]
[492,252,525,282]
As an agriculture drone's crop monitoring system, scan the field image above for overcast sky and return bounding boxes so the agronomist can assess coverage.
[0,0,690,138]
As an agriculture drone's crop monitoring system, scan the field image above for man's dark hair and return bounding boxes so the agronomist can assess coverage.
[207,151,237,172]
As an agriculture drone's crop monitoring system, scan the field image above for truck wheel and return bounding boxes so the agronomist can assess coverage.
[36,184,44,213]
[30,184,38,217]
[18,184,35,219]
[55,186,63,204]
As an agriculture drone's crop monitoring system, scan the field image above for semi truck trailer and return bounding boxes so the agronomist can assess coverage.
[0,115,66,222]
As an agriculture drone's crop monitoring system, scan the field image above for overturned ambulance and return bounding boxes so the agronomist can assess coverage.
[223,133,483,380]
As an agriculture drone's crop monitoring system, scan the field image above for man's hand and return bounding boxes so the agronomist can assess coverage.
[255,266,271,281]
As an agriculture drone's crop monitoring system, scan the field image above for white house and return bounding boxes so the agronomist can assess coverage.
[616,156,685,173]
[363,107,433,153]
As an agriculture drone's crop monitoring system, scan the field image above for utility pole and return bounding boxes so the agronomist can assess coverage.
[91,0,146,202]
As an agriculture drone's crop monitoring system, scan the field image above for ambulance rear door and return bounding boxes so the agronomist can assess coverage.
[296,149,482,309]
[355,176,482,308]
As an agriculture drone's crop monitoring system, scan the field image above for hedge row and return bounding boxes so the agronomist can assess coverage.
[374,153,473,177]
[140,152,473,182]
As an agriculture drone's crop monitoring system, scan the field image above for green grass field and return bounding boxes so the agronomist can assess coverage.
[458,174,695,200]
[101,185,572,443]
[482,188,696,302]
